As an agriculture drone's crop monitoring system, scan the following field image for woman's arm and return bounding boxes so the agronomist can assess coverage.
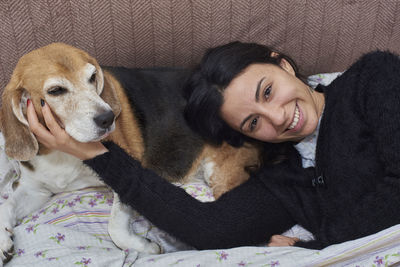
[85,142,296,249]
[27,99,296,249]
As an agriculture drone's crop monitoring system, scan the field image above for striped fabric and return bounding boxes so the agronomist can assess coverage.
[1,0,400,107]
[20,187,114,241]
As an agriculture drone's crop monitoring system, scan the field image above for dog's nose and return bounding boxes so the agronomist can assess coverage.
[94,110,115,129]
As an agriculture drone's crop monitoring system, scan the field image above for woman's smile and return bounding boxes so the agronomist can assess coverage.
[287,101,303,132]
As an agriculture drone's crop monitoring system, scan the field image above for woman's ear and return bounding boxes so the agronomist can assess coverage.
[270,52,295,76]
[279,58,296,76]
[270,51,279,58]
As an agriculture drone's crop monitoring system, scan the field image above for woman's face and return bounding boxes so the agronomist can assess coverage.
[220,60,325,143]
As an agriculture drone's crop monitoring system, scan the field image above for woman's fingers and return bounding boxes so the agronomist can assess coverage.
[38,99,72,147]
[41,100,64,136]
[268,235,299,247]
[26,99,55,145]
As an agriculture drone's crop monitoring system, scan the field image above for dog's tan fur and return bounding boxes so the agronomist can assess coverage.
[101,72,145,160]
[200,143,260,198]
[0,42,260,198]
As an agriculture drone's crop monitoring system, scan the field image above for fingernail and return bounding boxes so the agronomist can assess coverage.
[27,99,31,106]
[40,99,45,107]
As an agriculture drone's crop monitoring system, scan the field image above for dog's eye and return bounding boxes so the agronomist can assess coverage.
[89,72,96,83]
[48,86,67,96]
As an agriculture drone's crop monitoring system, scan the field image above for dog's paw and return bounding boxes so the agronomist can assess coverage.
[0,227,14,263]
[109,226,162,254]
[142,241,161,254]
[119,238,161,255]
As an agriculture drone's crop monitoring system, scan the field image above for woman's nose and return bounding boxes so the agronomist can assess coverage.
[261,105,286,127]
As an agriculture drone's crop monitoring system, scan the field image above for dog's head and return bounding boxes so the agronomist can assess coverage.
[0,42,121,161]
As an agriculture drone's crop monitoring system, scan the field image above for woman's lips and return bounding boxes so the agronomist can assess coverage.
[287,102,303,132]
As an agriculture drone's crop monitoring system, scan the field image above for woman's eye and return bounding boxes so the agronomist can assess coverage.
[89,72,96,83]
[264,86,271,99]
[249,117,258,131]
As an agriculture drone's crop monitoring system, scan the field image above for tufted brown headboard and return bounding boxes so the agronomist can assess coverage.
[1,0,399,107]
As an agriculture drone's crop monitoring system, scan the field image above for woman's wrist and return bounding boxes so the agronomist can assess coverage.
[83,142,108,160]
[70,141,109,160]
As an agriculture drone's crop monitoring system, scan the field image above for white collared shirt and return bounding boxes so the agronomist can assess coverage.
[293,113,323,168]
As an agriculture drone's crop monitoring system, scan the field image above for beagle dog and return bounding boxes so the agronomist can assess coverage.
[0,43,260,263]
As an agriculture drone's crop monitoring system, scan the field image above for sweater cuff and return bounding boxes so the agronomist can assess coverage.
[294,239,324,250]
[83,142,113,176]
[83,141,142,195]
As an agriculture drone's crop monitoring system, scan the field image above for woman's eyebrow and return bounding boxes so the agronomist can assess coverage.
[255,77,266,102]
[239,76,266,131]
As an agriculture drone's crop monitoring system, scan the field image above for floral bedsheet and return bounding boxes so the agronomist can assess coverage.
[1,73,400,267]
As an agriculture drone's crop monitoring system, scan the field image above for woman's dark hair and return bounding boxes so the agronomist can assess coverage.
[183,41,302,151]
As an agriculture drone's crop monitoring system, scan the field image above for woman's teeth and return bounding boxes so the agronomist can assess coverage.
[288,105,300,130]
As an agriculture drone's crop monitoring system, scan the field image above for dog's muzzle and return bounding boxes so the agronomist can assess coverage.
[94,110,115,129]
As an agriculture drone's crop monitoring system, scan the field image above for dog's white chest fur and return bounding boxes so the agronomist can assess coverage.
[21,151,104,193]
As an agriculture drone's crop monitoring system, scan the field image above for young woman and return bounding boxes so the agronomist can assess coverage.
[27,42,400,250]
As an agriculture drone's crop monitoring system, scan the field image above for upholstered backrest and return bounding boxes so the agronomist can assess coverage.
[1,0,399,106]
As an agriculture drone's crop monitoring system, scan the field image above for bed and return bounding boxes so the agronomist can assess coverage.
[1,1,400,266]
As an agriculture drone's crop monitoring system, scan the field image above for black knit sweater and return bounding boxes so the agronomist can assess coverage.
[84,51,400,250]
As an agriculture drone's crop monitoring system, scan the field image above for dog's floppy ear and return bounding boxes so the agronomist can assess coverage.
[101,71,121,118]
[0,77,38,161]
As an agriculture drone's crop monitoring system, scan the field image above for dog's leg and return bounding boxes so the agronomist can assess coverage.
[108,192,160,254]
[0,195,14,264]
[0,180,51,263]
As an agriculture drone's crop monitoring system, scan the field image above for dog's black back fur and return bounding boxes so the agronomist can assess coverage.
[105,67,204,181]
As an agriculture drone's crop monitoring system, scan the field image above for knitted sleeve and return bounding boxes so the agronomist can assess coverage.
[83,142,296,249]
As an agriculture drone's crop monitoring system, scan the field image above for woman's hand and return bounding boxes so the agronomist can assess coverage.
[268,235,299,247]
[26,99,108,160]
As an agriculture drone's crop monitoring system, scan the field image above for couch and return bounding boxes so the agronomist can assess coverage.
[1,1,400,266]
[1,0,400,105]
